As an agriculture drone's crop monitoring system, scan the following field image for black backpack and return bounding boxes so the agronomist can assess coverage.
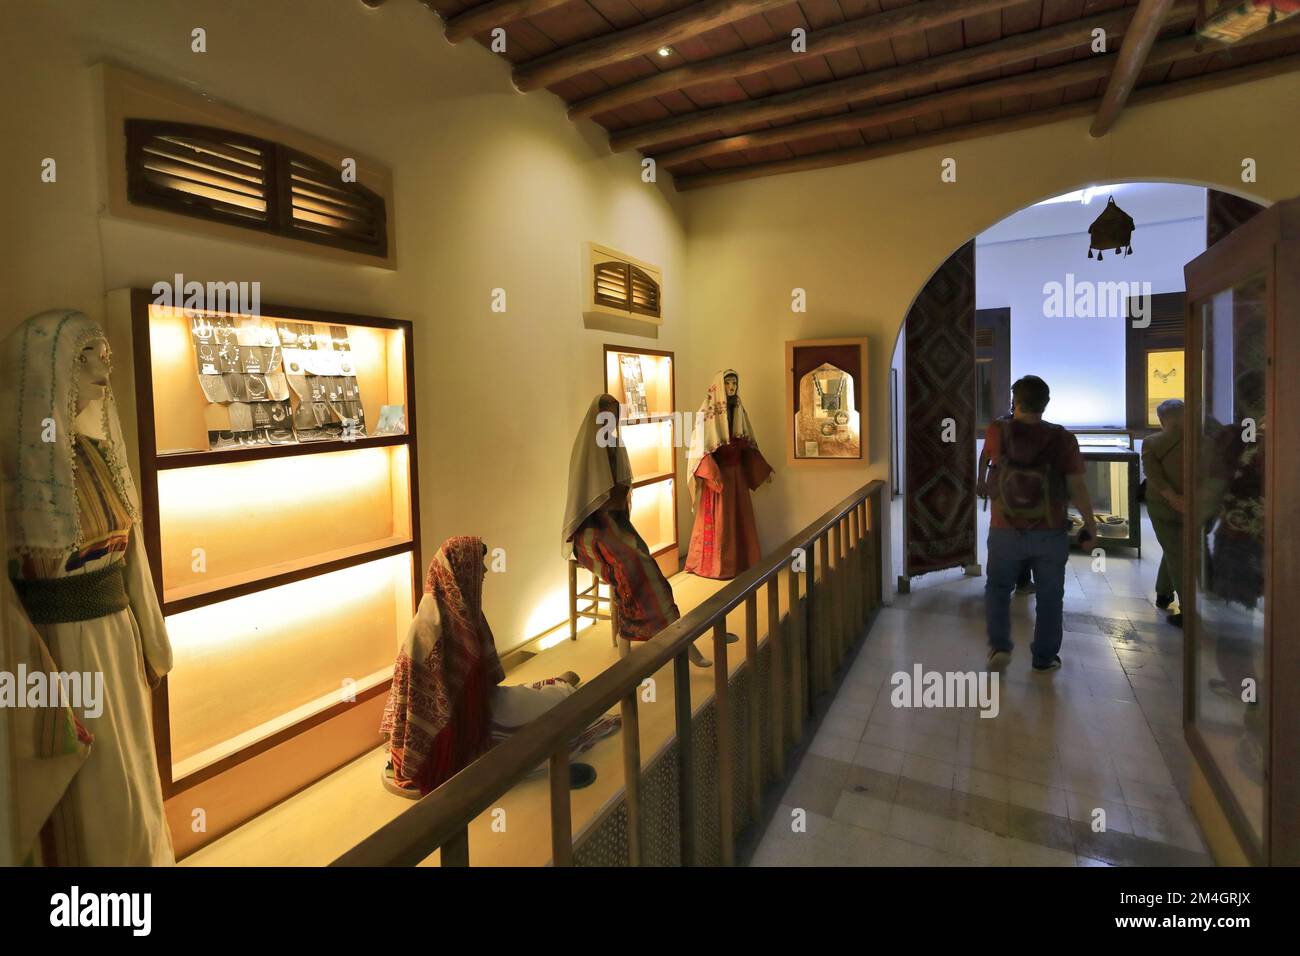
[992,420,1065,521]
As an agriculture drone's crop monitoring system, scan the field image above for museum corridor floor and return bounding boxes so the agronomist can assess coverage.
[751,503,1209,866]
[187,499,1206,868]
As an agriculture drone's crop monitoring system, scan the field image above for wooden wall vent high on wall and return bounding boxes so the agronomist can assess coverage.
[99,64,396,270]
[126,119,388,259]
[583,242,663,337]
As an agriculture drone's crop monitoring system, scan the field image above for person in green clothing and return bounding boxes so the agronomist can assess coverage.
[1142,399,1186,626]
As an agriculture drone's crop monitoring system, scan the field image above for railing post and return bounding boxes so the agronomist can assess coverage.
[833,519,845,667]
[713,621,734,866]
[788,559,804,742]
[817,533,831,695]
[767,576,785,777]
[852,509,863,634]
[674,651,695,867]
[744,592,761,823]
[550,749,573,866]
[567,559,578,641]
[620,691,642,866]
[805,538,818,706]
[862,500,872,612]
[869,491,883,608]
[441,827,469,867]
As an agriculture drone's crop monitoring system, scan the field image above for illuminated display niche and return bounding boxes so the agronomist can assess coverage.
[107,290,419,805]
[604,345,678,576]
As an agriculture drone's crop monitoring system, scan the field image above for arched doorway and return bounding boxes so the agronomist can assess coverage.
[887,181,1268,594]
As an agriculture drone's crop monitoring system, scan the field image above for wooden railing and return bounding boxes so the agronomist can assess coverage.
[333,479,887,867]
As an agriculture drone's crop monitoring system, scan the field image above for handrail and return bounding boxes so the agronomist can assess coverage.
[334,478,887,867]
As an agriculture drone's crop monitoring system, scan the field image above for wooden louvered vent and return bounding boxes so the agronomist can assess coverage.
[283,150,387,256]
[126,120,273,229]
[593,259,631,311]
[629,266,660,318]
[125,119,388,258]
[583,243,663,328]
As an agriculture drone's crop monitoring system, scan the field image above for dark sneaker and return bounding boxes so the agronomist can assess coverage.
[1167,612,1183,628]
[1155,593,1174,610]
[987,648,1012,671]
[1032,656,1062,673]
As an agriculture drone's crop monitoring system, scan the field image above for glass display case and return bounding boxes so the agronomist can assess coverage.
[1182,196,1298,865]
[106,288,419,834]
[1069,430,1140,552]
[603,345,678,577]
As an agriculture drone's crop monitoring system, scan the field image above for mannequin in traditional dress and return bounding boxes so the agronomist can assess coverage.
[381,536,620,798]
[1,310,174,865]
[564,394,711,666]
[685,370,773,579]
[0,492,91,865]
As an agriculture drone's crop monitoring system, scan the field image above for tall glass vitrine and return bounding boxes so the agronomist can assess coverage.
[1183,197,1299,865]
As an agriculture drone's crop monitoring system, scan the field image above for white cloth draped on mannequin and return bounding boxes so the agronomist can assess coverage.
[0,309,174,866]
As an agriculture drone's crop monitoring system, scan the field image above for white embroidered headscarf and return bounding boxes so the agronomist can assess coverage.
[0,310,142,559]
[561,394,633,558]
[685,369,758,508]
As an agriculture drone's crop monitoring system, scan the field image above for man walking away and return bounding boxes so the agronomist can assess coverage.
[1142,399,1186,627]
[979,376,1099,672]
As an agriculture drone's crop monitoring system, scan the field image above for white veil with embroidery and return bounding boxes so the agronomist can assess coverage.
[685,369,758,508]
[0,309,141,558]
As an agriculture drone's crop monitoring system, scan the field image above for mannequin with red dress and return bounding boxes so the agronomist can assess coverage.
[685,370,773,579]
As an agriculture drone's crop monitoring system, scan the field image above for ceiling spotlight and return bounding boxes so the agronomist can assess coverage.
[657,46,674,57]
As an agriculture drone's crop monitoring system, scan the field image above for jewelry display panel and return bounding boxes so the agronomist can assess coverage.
[605,347,673,421]
[785,338,868,465]
[148,303,407,456]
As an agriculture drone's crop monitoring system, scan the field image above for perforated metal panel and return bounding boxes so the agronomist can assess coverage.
[573,612,801,866]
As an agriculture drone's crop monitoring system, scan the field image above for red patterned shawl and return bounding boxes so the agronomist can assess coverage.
[380,536,505,795]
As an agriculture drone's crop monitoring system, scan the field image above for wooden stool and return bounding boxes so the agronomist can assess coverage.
[568,558,619,646]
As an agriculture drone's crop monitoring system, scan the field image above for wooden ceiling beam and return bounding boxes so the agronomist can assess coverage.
[439,0,576,45]
[612,3,1195,154]
[657,15,1300,169]
[568,0,1023,121]
[1091,0,1179,136]
[511,0,793,93]
[673,52,1300,191]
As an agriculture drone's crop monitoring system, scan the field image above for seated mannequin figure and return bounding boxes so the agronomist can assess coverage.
[685,369,773,579]
[0,309,175,865]
[563,394,711,667]
[380,535,618,798]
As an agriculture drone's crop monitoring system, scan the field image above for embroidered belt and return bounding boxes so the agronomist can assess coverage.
[11,562,130,624]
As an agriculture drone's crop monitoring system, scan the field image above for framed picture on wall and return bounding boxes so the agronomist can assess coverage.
[785,337,868,466]
[1125,291,1185,434]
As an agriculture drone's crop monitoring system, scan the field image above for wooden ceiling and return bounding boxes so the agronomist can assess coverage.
[409,0,1300,189]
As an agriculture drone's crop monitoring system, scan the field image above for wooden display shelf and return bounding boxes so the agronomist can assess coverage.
[162,535,414,614]
[631,470,674,489]
[157,433,409,470]
[620,413,674,426]
[171,667,394,787]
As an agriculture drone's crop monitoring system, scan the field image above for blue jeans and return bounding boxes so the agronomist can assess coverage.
[986,527,1069,666]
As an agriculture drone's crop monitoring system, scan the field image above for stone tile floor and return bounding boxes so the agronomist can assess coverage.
[752,503,1208,867]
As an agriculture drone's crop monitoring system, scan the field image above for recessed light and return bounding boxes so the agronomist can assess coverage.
[657,46,673,57]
